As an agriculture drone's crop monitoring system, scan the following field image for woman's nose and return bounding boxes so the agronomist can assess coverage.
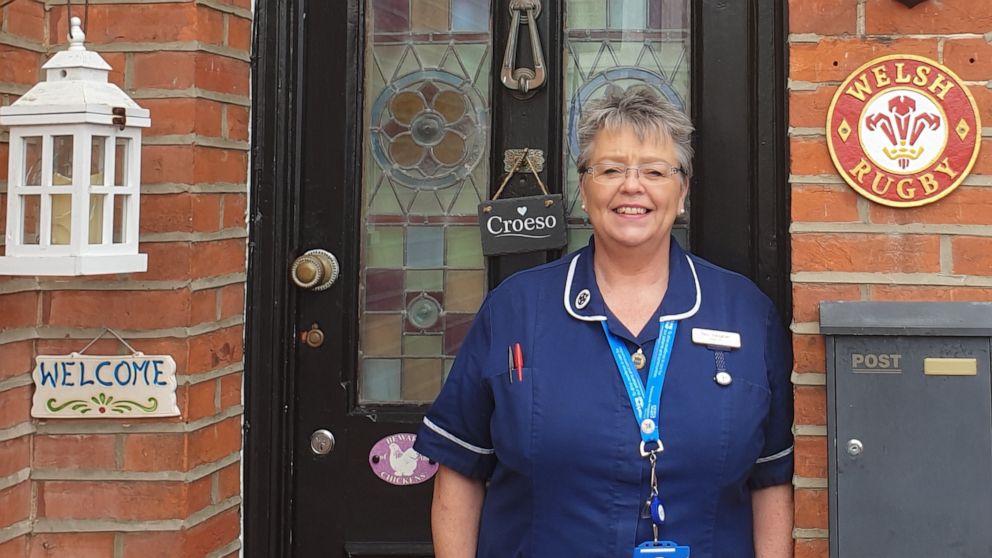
[619,169,646,192]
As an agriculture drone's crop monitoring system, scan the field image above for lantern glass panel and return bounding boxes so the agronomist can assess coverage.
[51,194,72,245]
[23,137,42,187]
[21,195,41,244]
[89,194,106,244]
[113,195,127,243]
[114,138,130,187]
[91,137,107,186]
[52,136,73,186]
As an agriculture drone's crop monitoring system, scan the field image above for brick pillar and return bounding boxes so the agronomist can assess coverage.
[788,1,992,557]
[0,1,47,555]
[0,1,250,556]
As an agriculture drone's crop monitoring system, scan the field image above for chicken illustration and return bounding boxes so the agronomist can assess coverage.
[388,443,420,476]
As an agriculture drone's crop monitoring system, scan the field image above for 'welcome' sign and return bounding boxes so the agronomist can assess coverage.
[31,354,180,419]
[478,194,567,256]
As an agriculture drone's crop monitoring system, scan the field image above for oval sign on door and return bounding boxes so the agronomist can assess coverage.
[369,433,438,486]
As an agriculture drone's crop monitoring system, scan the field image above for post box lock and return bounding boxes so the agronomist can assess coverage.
[846,439,864,457]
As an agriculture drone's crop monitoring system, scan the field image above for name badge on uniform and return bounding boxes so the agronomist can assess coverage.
[632,540,690,557]
[691,328,741,350]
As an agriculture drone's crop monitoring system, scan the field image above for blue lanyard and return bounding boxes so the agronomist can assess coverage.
[601,320,678,455]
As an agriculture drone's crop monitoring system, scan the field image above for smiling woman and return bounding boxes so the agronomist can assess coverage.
[414,87,794,558]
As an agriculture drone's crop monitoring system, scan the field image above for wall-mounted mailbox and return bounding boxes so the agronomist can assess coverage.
[821,302,992,557]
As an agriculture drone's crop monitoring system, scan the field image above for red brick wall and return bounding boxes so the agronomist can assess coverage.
[0,1,250,556]
[788,2,991,557]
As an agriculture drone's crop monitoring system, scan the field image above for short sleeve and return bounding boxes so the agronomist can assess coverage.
[748,303,795,489]
[413,299,497,480]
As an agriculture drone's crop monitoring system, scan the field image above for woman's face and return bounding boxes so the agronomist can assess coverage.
[579,126,688,252]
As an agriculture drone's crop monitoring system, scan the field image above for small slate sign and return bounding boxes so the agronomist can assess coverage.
[478,194,567,256]
[32,353,180,418]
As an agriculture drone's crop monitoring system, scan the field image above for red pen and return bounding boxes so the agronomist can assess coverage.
[513,343,524,382]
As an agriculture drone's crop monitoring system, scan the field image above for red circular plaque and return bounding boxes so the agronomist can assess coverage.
[827,55,982,207]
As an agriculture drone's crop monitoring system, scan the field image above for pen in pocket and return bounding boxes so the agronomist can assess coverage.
[507,343,525,383]
[507,346,514,384]
[514,343,524,382]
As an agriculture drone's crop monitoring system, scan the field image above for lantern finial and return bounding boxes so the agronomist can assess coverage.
[68,16,86,51]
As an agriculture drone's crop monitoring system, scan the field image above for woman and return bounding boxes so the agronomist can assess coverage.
[413,87,794,558]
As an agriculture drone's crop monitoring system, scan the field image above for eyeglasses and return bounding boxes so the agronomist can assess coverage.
[580,163,685,187]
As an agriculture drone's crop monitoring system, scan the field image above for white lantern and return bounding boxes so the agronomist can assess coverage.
[0,17,150,275]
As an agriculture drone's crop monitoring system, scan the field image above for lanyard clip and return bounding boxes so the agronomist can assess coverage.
[640,439,664,457]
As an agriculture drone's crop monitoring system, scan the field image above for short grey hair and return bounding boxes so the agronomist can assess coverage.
[575,86,694,181]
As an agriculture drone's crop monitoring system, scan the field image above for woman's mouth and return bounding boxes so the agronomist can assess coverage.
[613,206,649,215]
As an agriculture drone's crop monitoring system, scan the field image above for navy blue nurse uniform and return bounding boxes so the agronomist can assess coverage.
[414,237,793,558]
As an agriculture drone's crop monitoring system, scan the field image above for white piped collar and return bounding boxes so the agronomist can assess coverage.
[563,238,702,324]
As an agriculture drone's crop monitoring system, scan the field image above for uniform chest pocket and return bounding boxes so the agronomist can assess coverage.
[485,367,537,470]
[720,377,772,477]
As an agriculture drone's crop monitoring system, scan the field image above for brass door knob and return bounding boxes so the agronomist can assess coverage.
[290,249,340,291]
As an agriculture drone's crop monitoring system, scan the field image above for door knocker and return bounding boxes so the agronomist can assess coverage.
[500,0,546,94]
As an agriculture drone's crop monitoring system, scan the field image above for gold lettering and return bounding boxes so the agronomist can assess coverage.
[849,159,872,182]
[872,66,891,87]
[897,178,917,199]
[935,157,959,179]
[871,172,894,195]
[845,75,874,102]
[919,173,940,194]
[928,73,955,100]
[895,63,913,84]
[913,66,932,87]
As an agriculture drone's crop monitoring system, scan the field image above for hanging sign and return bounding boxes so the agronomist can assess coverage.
[31,330,180,419]
[826,54,981,207]
[479,149,567,255]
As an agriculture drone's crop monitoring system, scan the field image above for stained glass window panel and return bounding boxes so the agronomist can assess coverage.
[452,0,488,31]
[361,0,491,404]
[411,0,449,32]
[362,359,402,401]
[362,314,403,357]
[374,0,410,33]
[609,0,646,29]
[564,0,691,252]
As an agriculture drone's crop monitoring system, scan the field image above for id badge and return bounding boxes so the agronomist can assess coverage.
[632,540,690,557]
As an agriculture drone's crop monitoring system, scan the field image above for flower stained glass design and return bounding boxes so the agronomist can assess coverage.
[563,0,691,251]
[360,0,491,404]
[370,70,487,190]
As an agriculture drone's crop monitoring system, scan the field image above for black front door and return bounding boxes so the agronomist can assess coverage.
[246,1,788,556]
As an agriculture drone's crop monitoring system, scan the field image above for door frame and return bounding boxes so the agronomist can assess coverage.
[244,1,791,556]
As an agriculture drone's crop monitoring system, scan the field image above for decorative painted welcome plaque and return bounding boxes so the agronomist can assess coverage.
[31,354,180,418]
[826,54,981,207]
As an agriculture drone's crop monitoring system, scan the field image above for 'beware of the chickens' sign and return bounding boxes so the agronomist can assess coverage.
[368,433,438,486]
[826,54,981,207]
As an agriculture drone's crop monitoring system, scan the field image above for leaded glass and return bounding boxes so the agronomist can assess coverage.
[360,0,491,404]
[564,0,691,251]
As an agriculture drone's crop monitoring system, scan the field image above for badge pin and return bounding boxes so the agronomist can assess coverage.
[575,289,591,309]
[715,371,733,386]
[631,348,647,370]
[640,418,656,435]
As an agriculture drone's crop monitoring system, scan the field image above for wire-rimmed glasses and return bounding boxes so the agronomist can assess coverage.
[580,162,685,187]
